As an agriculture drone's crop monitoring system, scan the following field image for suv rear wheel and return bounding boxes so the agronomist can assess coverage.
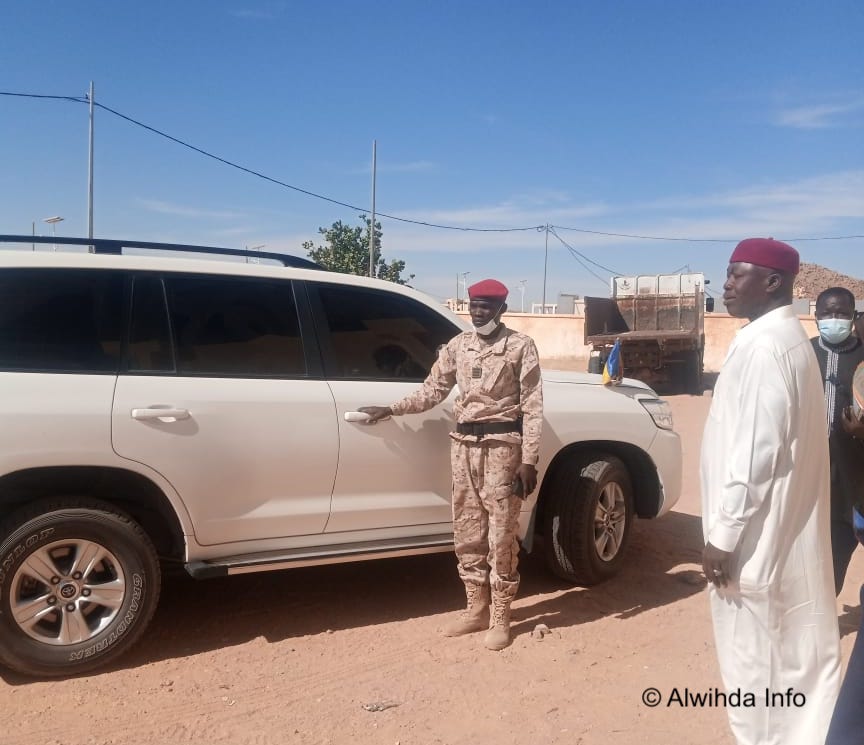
[543,453,634,585]
[0,498,160,677]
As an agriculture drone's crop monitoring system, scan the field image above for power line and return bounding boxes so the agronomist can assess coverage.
[548,229,612,287]
[549,228,623,277]
[93,100,544,233]
[0,92,86,103]
[3,89,864,242]
[1,90,540,234]
[552,223,864,243]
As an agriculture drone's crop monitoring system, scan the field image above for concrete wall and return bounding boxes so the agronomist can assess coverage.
[462,311,820,373]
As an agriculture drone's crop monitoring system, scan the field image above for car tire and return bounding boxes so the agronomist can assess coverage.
[543,453,634,585]
[0,498,160,678]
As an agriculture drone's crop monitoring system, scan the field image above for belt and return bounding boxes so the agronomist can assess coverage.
[455,419,522,436]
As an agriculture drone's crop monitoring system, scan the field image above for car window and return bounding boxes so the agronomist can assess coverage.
[0,268,123,373]
[163,275,306,378]
[313,284,459,380]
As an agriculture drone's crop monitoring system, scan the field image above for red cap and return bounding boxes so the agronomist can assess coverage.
[729,237,799,275]
[467,278,509,301]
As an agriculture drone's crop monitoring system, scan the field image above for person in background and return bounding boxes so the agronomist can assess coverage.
[701,238,839,745]
[824,303,864,745]
[359,279,543,651]
[810,287,864,594]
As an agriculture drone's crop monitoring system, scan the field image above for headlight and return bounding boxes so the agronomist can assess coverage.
[638,398,674,430]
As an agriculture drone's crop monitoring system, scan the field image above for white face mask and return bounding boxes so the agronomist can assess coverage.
[473,305,503,336]
[817,318,853,345]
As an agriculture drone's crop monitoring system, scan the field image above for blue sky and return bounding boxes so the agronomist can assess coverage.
[1,1,862,307]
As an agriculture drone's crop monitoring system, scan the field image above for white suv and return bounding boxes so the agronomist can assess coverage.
[0,236,681,677]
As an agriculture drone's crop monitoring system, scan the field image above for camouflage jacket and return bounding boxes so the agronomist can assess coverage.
[389,325,543,465]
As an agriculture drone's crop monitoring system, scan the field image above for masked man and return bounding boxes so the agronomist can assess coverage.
[360,279,543,651]
[810,286,864,593]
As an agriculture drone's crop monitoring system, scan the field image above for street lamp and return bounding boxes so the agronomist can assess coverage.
[43,216,64,251]
[459,272,471,311]
[519,280,527,313]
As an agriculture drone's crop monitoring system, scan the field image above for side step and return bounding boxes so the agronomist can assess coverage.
[185,534,454,579]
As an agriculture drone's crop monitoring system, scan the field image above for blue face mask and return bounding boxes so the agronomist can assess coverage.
[817,318,853,345]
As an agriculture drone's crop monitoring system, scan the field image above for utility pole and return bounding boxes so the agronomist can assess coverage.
[542,224,549,313]
[369,140,377,277]
[460,272,471,311]
[87,81,95,249]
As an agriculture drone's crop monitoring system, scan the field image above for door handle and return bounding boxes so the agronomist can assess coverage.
[344,411,390,424]
[131,407,191,422]
[344,411,372,423]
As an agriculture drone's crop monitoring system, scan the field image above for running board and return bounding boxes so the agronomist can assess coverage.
[185,534,454,579]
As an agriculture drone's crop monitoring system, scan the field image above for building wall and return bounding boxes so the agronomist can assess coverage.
[463,311,820,373]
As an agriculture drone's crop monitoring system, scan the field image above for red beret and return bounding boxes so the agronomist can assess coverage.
[468,278,508,301]
[729,237,799,275]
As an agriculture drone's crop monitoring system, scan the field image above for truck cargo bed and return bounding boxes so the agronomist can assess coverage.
[586,329,701,343]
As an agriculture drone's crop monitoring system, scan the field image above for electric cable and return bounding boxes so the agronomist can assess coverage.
[3,89,863,243]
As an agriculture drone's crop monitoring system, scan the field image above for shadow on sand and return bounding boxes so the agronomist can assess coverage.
[0,509,708,684]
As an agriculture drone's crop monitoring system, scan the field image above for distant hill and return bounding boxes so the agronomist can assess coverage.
[793,262,864,300]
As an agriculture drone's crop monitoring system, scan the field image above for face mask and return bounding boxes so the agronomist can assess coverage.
[473,305,503,336]
[818,318,853,345]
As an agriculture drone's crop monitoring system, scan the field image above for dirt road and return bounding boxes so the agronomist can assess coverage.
[2,393,861,745]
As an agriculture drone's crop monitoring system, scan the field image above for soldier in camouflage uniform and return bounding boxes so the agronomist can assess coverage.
[360,278,543,651]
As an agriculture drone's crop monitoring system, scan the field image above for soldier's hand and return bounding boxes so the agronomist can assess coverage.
[358,405,393,423]
[515,463,537,498]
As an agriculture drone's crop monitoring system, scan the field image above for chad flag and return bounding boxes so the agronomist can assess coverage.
[602,339,622,385]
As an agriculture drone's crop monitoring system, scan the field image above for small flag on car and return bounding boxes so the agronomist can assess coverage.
[602,339,623,386]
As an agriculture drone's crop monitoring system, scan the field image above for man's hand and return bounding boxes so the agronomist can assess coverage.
[357,406,393,423]
[515,464,538,499]
[841,406,864,439]
[702,542,732,588]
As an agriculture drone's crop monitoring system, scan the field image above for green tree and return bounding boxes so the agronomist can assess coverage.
[303,215,414,285]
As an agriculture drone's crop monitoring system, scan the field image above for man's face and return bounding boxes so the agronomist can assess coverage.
[722,262,776,320]
[469,297,505,327]
[815,293,855,322]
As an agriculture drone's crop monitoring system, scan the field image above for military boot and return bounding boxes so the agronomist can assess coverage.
[483,595,513,651]
[442,584,490,637]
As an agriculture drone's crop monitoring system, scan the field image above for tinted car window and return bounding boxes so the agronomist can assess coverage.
[0,269,123,373]
[165,275,305,377]
[314,284,459,379]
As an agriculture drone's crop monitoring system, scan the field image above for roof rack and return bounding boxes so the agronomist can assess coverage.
[0,235,324,270]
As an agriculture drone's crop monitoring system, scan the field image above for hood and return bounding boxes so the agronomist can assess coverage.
[542,369,657,395]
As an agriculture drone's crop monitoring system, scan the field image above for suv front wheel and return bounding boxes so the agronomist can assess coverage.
[0,498,160,677]
[543,453,634,585]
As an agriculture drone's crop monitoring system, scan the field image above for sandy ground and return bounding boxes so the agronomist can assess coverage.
[2,392,862,745]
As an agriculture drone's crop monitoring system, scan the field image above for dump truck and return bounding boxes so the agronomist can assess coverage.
[585,272,706,394]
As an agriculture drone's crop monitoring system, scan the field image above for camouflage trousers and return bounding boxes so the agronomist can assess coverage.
[450,439,523,600]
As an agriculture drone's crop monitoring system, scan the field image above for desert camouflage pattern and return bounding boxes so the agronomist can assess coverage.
[389,326,543,464]
[450,439,523,599]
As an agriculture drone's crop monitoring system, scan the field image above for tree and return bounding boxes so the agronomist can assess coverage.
[303,215,414,285]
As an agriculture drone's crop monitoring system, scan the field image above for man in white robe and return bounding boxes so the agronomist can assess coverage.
[701,237,840,745]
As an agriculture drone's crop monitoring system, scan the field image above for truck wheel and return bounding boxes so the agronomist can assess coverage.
[684,350,703,395]
[0,498,160,678]
[543,453,634,585]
